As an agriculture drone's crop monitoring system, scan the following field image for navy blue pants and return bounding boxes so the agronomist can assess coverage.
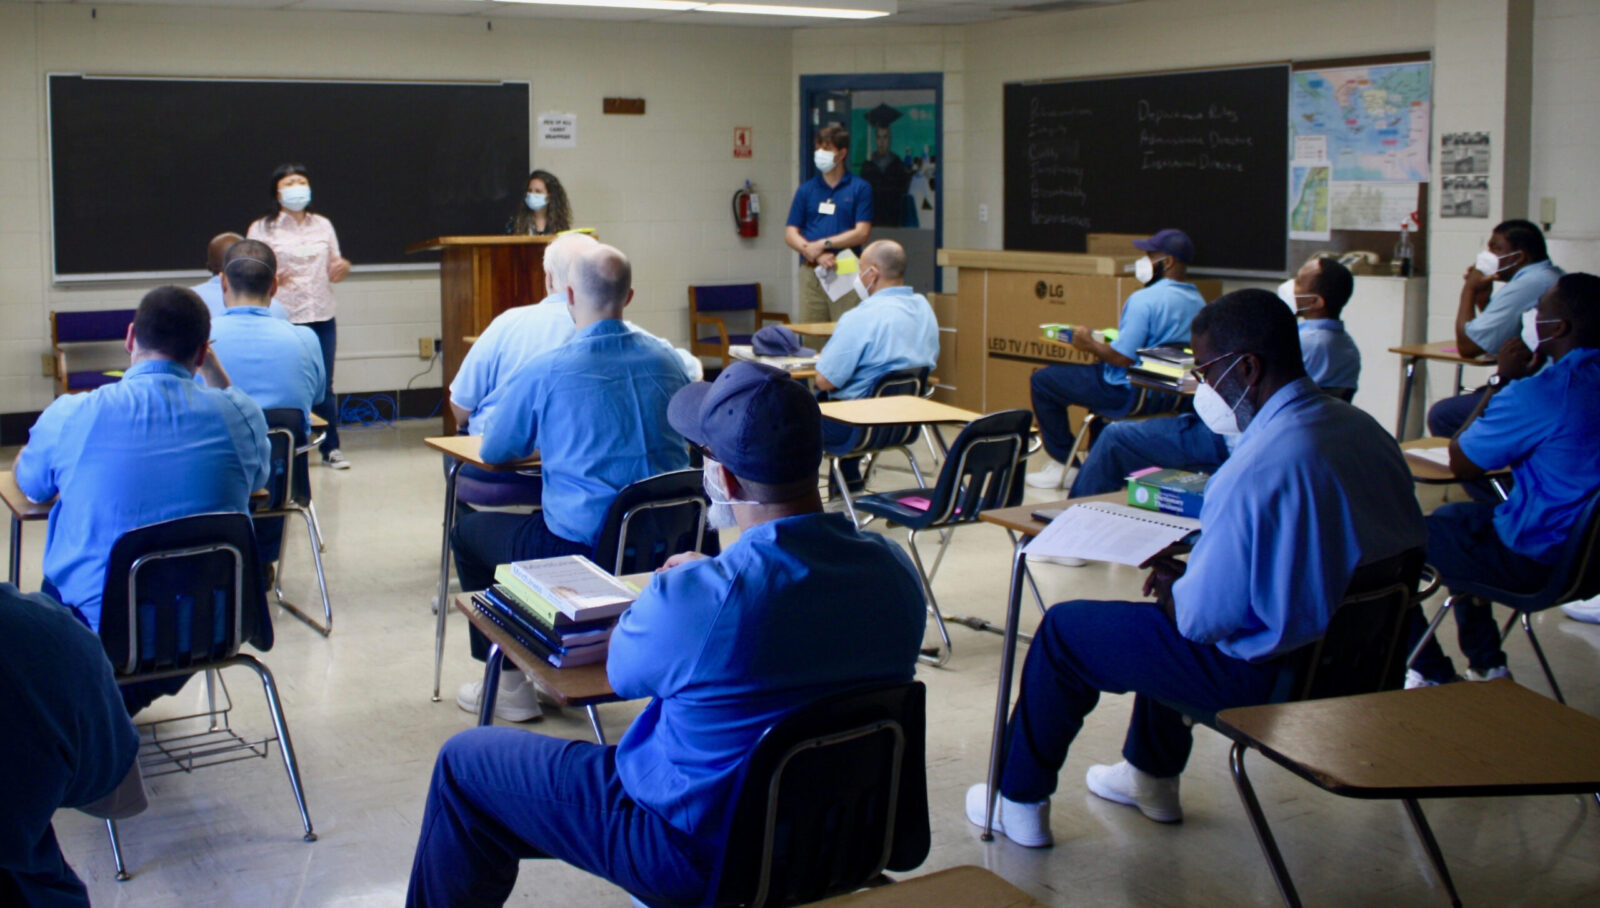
[407,728,712,908]
[822,419,866,487]
[1406,502,1552,682]
[1000,600,1283,801]
[1427,389,1497,502]
[1069,413,1229,497]
[0,824,89,908]
[304,318,340,454]
[450,510,593,661]
[1029,364,1139,463]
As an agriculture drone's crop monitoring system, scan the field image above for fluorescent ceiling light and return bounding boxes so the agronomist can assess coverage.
[695,3,890,16]
[496,0,704,11]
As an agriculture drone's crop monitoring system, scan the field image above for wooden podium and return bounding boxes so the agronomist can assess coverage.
[407,235,554,433]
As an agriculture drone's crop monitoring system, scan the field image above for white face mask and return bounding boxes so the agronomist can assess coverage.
[701,459,757,531]
[1134,256,1155,285]
[1475,248,1520,279]
[813,148,838,174]
[852,275,870,300]
[1277,278,1316,316]
[1193,356,1246,437]
[525,192,548,211]
[279,185,311,212]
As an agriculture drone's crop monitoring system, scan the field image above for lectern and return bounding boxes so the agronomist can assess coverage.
[407,235,554,433]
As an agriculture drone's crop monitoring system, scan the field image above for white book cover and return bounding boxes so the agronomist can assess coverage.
[1024,502,1200,567]
[509,555,637,619]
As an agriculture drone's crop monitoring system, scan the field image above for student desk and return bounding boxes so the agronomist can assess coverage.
[424,435,541,701]
[786,321,836,338]
[2,471,51,586]
[728,345,818,380]
[817,397,982,427]
[813,865,1048,907]
[1400,437,1510,500]
[973,490,1128,840]
[1388,341,1494,440]
[1216,679,1600,906]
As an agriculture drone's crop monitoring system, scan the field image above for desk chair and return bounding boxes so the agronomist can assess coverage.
[1407,493,1600,706]
[852,410,1033,666]
[1039,385,1181,491]
[825,367,930,528]
[683,680,929,908]
[258,409,333,636]
[1175,550,1429,907]
[96,513,314,881]
[50,309,136,395]
[690,283,788,367]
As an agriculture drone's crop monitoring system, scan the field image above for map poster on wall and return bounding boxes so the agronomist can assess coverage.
[1289,164,1331,240]
[1291,62,1432,183]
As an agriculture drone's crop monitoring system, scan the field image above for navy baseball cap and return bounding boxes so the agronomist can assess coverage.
[1132,228,1195,264]
[752,324,816,357]
[667,361,822,485]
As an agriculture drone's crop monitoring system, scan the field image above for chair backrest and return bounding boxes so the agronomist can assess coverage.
[592,470,712,575]
[1284,547,1426,701]
[98,513,273,676]
[705,681,929,908]
[1518,491,1600,610]
[52,309,137,345]
[261,408,311,511]
[690,283,762,314]
[849,367,930,454]
[917,409,1033,527]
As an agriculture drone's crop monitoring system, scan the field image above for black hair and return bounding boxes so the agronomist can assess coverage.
[1309,256,1355,317]
[1549,272,1600,346]
[1190,288,1306,377]
[510,169,573,236]
[256,162,311,230]
[134,286,210,363]
[222,238,278,299]
[1493,219,1549,262]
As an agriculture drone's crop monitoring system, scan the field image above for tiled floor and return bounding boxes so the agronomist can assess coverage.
[14,420,1600,905]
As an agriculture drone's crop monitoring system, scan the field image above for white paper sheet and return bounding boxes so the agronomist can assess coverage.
[1404,446,1453,467]
[1023,502,1200,567]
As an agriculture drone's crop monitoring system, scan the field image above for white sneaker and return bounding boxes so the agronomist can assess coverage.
[964,783,1052,848]
[1464,665,1512,682]
[1085,761,1182,823]
[456,671,542,722]
[322,449,351,470]
[1029,554,1088,567]
[1025,459,1069,489]
[1561,594,1600,625]
[1404,669,1441,690]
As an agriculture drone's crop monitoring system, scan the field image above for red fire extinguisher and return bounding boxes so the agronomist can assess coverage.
[732,181,760,238]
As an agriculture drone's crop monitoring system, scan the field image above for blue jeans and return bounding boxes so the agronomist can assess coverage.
[1069,413,1229,497]
[303,318,340,454]
[407,728,713,908]
[1406,502,1552,682]
[450,510,593,661]
[1029,364,1138,463]
[1001,600,1283,800]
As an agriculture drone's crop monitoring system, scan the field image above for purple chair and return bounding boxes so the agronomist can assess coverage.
[688,283,786,366]
[51,309,137,395]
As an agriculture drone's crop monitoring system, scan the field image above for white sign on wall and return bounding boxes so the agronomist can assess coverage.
[538,112,577,148]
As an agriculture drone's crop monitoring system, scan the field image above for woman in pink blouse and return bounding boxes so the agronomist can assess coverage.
[247,163,355,469]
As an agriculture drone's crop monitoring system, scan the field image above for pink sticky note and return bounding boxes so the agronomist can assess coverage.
[900,496,933,511]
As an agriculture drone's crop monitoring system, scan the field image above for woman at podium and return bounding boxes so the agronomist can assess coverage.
[247,162,354,469]
[505,169,572,236]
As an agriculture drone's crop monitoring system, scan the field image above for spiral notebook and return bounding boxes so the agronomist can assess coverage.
[1023,502,1200,567]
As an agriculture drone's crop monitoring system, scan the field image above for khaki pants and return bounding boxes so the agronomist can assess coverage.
[798,266,861,323]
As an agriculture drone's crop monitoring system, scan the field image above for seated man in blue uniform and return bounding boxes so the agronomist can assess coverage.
[14,286,270,715]
[1066,256,1361,501]
[191,231,288,320]
[968,290,1425,847]
[407,361,927,907]
[814,239,940,492]
[0,584,142,907]
[1428,219,1562,441]
[207,239,325,570]
[1407,273,1600,686]
[1026,229,1208,490]
[451,243,692,722]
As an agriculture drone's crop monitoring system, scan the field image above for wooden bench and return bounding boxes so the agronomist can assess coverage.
[51,309,137,395]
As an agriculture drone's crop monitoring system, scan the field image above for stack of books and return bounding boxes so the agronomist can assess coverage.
[470,555,639,668]
[1131,344,1196,392]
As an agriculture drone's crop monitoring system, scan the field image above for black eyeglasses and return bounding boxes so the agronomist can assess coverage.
[1189,351,1243,386]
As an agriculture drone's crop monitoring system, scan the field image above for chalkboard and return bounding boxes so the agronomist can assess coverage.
[48,76,530,280]
[1004,65,1289,275]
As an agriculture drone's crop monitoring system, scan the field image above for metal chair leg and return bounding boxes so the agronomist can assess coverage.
[1406,594,1462,669]
[274,507,332,637]
[1053,413,1099,489]
[106,818,130,881]
[1518,612,1566,705]
[1007,530,1049,616]
[434,461,462,701]
[205,668,221,732]
[830,458,862,529]
[907,530,952,666]
[478,644,504,727]
[901,446,928,490]
[1402,798,1462,907]
[920,424,946,466]
[305,498,327,552]
[587,705,608,745]
[922,521,956,586]
[235,655,316,842]
[1229,742,1302,908]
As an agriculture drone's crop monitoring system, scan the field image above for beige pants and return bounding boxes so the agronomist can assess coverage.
[798,266,861,323]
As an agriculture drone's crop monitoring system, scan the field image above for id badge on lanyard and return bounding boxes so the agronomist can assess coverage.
[818,200,836,216]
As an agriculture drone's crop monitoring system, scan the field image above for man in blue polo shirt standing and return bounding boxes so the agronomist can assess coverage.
[786,124,874,323]
[1025,228,1207,490]
[1407,273,1600,685]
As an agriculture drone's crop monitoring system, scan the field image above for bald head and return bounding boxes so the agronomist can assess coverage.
[543,232,598,298]
[206,232,244,274]
[860,239,907,294]
[568,243,633,325]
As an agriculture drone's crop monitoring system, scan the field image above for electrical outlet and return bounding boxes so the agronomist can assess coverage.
[978,204,989,223]
[42,353,55,377]
[418,337,433,360]
[433,338,443,355]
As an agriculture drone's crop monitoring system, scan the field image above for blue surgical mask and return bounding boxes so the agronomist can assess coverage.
[525,192,548,211]
[279,185,311,212]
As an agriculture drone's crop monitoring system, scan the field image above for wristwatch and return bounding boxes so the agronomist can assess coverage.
[1486,373,1506,389]
[823,238,833,251]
